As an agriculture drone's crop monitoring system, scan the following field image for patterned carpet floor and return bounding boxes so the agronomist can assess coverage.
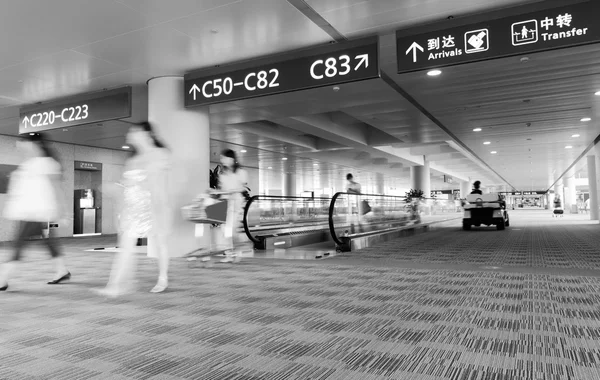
[0,210,599,379]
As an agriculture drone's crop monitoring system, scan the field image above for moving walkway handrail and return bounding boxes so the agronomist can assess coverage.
[328,193,451,245]
[243,195,332,244]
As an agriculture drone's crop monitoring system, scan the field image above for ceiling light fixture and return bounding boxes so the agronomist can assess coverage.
[581,117,592,122]
[595,91,600,96]
[491,151,497,154]
[473,128,482,132]
[282,157,288,161]
[268,167,272,169]
[240,150,247,153]
[427,69,442,76]
[565,145,573,149]
[483,141,491,145]
[122,145,130,149]
[572,134,580,138]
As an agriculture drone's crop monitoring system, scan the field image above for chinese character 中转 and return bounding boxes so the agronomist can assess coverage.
[541,17,553,30]
[556,13,572,28]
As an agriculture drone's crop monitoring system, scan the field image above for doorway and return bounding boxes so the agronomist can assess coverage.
[73,161,103,236]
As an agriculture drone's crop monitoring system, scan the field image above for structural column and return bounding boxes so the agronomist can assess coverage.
[375,173,385,195]
[410,159,431,197]
[148,76,211,257]
[460,180,471,199]
[588,155,599,221]
[563,174,577,213]
[283,173,296,197]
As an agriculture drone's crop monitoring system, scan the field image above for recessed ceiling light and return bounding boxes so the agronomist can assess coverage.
[240,150,247,153]
[267,166,272,169]
[282,157,288,161]
[29,133,35,136]
[491,151,497,154]
[122,145,130,149]
[473,128,482,132]
[581,118,591,122]
[572,134,580,138]
[595,91,600,96]
[483,141,491,145]
[427,69,442,76]
[565,145,573,149]
[313,163,319,166]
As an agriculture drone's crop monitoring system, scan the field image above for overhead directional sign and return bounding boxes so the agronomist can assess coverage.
[396,1,600,73]
[184,37,379,107]
[19,87,132,134]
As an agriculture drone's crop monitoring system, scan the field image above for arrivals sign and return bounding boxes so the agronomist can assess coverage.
[19,87,132,134]
[396,1,600,73]
[184,37,379,107]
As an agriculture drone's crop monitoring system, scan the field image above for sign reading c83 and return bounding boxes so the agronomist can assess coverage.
[184,37,379,107]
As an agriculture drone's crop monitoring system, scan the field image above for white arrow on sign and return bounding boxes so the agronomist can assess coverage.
[405,41,424,63]
[354,54,369,70]
[189,84,201,101]
[22,116,29,128]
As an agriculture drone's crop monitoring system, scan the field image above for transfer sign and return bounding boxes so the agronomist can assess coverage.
[397,1,600,73]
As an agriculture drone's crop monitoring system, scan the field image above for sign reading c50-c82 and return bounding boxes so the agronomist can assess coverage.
[184,37,379,107]
[19,87,132,134]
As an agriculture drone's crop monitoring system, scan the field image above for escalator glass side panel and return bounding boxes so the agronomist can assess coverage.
[328,193,464,245]
[243,195,332,242]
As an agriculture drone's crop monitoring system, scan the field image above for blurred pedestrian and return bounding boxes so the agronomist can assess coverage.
[0,133,70,291]
[94,122,171,297]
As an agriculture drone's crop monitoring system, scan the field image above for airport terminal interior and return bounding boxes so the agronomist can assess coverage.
[1,0,600,379]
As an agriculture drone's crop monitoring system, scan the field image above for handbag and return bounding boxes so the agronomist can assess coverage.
[361,200,372,215]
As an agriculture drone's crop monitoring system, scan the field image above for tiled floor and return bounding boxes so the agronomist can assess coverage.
[0,210,599,379]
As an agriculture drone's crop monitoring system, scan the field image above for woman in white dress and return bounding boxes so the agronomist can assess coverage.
[95,122,171,297]
[214,149,248,262]
[0,133,70,291]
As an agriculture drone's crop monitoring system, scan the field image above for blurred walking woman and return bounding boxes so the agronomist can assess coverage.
[0,133,70,291]
[95,122,171,297]
[215,149,248,262]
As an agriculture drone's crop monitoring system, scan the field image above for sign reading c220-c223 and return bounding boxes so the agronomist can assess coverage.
[396,1,600,73]
[19,87,132,134]
[184,37,379,107]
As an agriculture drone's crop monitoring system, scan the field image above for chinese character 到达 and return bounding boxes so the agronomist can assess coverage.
[428,37,440,50]
[556,13,572,28]
[442,35,455,48]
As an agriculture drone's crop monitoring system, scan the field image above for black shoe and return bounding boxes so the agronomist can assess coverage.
[47,272,71,285]
[0,284,7,291]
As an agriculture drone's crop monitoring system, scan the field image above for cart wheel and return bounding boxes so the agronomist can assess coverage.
[497,221,505,230]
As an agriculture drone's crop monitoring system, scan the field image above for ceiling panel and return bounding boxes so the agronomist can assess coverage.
[0,0,150,68]
[390,42,600,190]
[305,0,543,36]
[115,0,242,24]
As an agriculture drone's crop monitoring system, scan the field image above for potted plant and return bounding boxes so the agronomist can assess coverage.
[405,189,424,222]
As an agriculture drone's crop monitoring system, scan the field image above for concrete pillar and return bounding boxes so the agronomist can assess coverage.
[410,159,430,197]
[588,155,599,221]
[460,180,471,199]
[148,76,210,257]
[563,174,577,213]
[283,172,296,197]
[375,173,385,195]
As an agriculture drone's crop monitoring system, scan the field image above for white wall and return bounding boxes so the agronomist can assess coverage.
[0,135,129,242]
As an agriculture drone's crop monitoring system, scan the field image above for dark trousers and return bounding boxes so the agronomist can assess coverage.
[12,221,61,262]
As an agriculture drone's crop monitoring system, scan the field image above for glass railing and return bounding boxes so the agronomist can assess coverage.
[243,195,332,244]
[328,193,464,245]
